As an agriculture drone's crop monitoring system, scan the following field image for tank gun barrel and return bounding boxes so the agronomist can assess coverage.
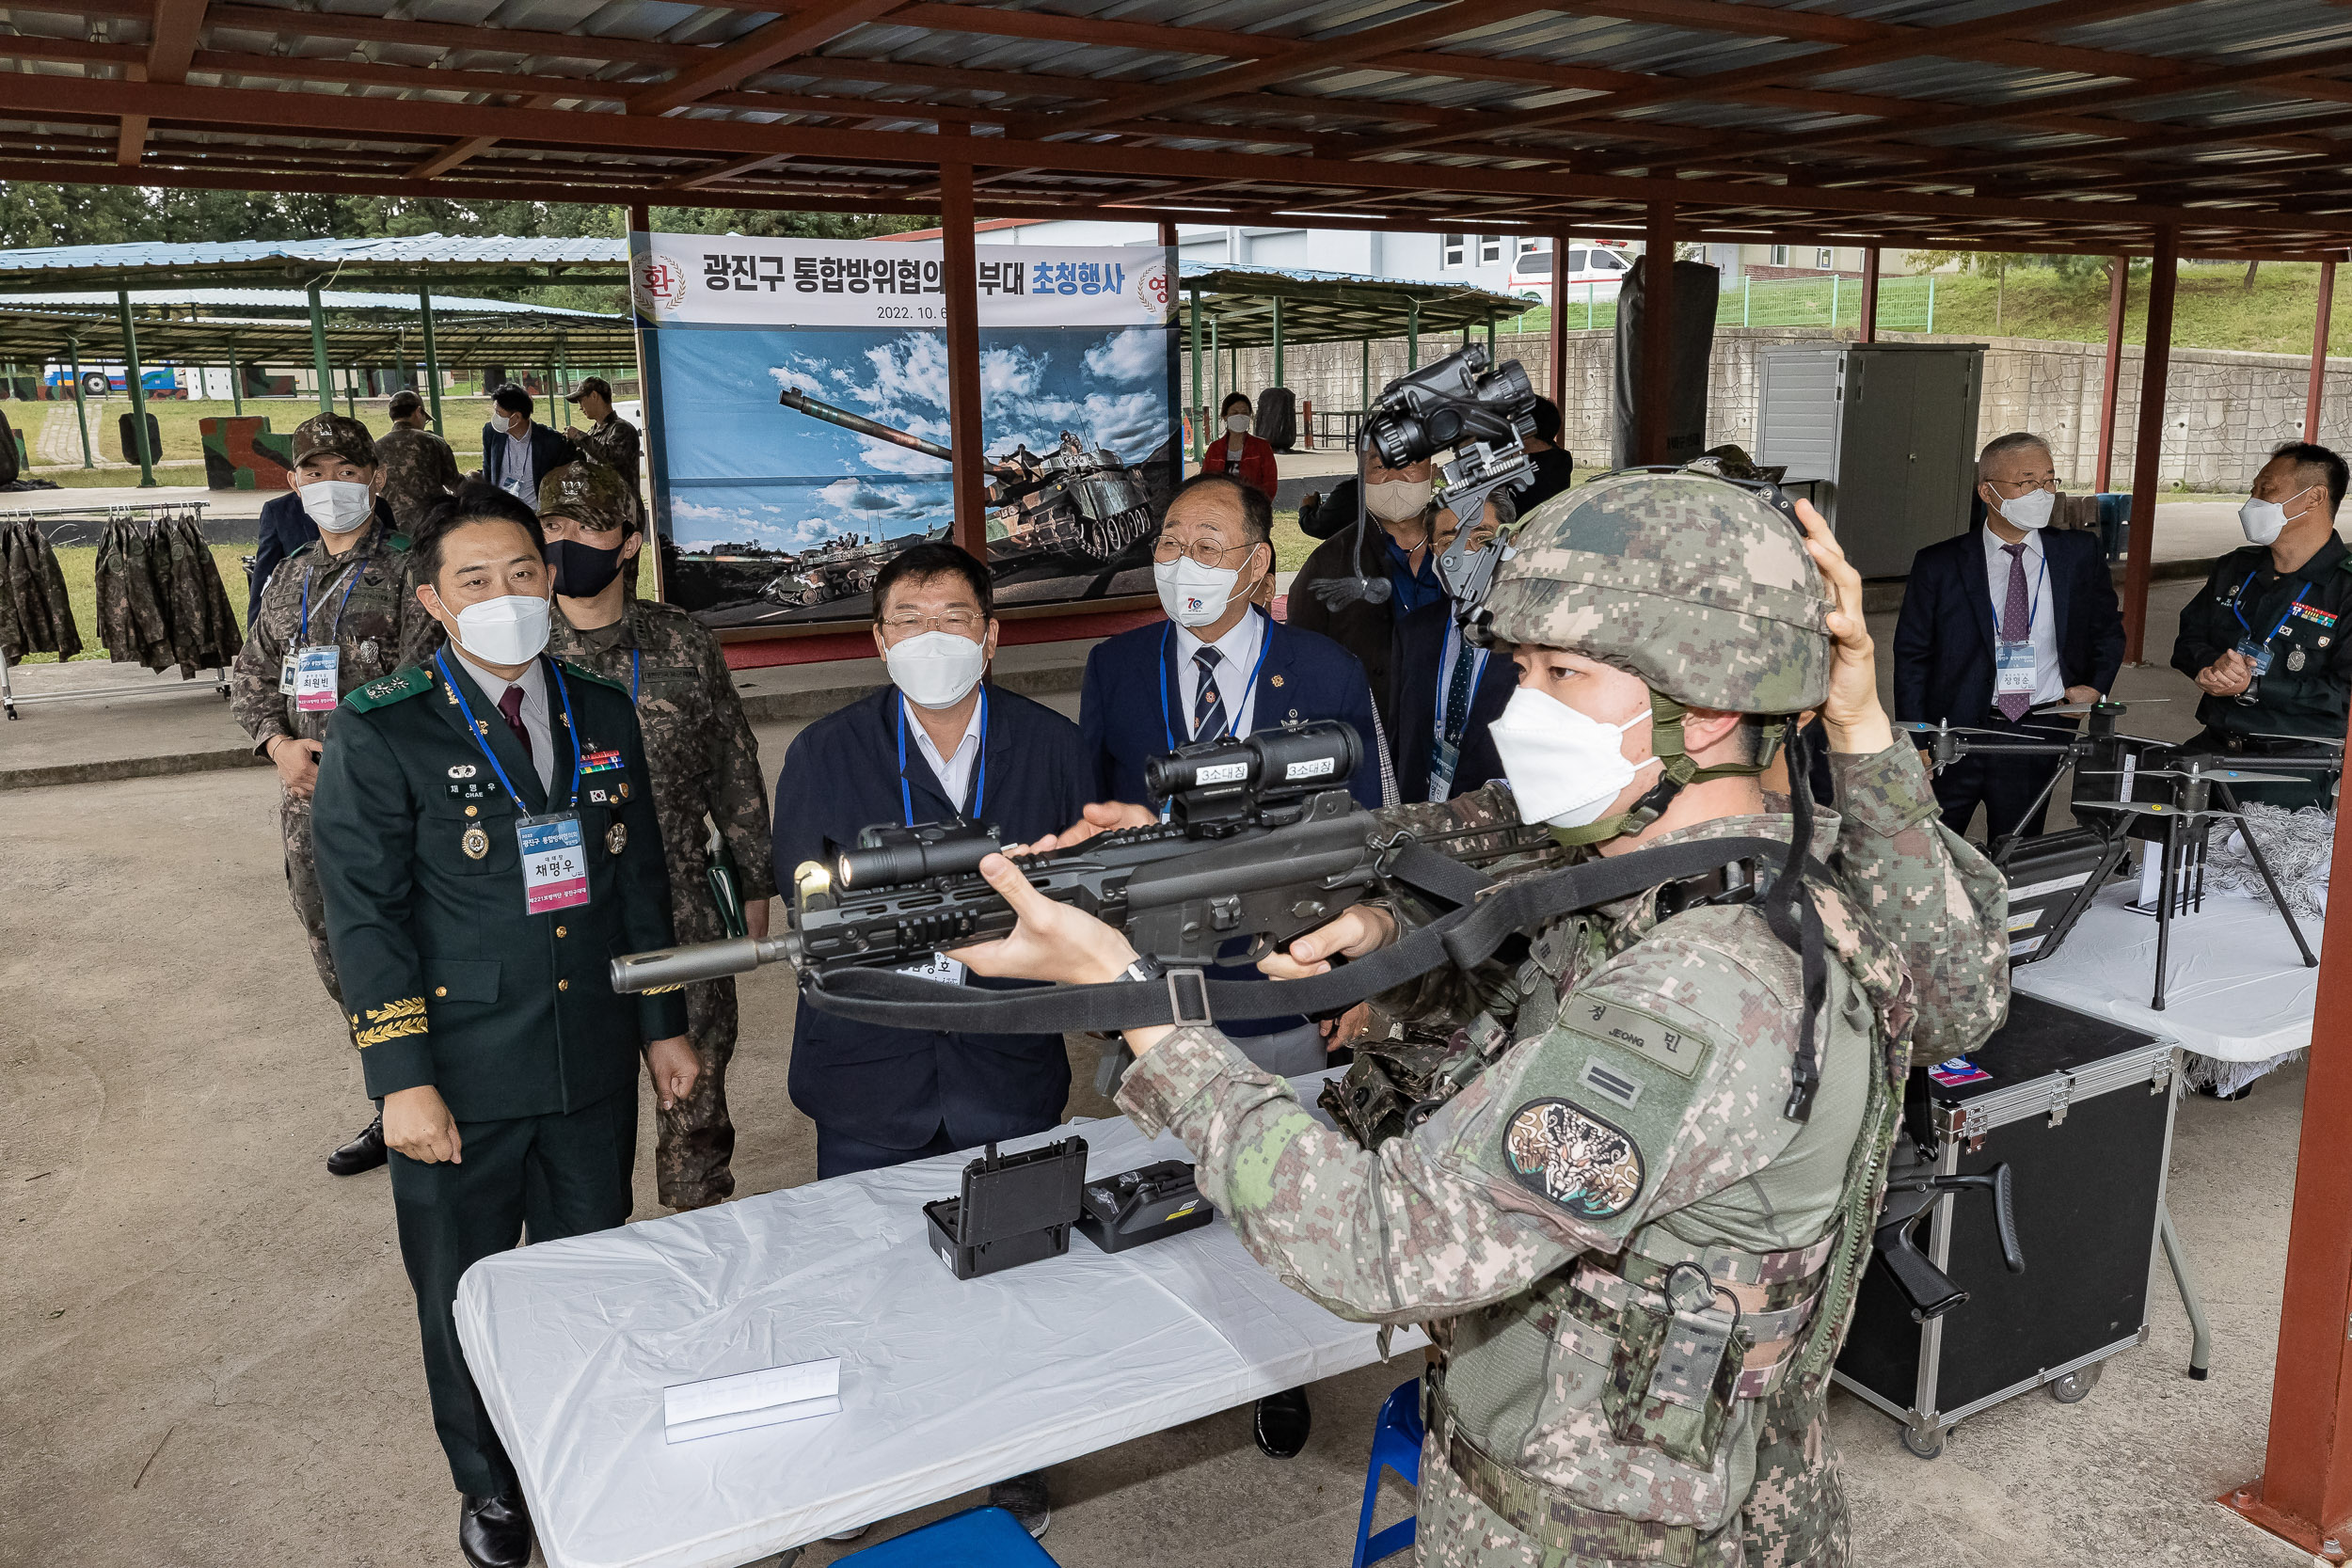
[778,387,1019,478]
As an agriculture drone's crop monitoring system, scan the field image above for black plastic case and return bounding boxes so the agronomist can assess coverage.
[922,1138,1089,1280]
[1076,1160,1216,1253]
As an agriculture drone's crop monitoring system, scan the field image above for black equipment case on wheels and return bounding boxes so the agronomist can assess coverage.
[1834,993,2178,1458]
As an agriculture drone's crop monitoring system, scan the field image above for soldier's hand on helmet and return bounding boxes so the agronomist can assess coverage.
[267,735,323,798]
[1004,800,1157,857]
[1793,499,1895,754]
[1258,906,1397,980]
[644,1035,700,1112]
[951,852,1139,987]
[384,1085,463,1164]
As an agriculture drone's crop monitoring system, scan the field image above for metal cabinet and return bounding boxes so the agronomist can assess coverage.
[1756,342,1986,578]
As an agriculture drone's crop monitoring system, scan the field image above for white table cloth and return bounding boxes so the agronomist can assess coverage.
[2010,883,2320,1062]
[455,1072,1423,1568]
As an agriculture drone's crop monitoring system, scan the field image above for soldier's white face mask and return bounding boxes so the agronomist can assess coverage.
[1488,685,1660,829]
[886,628,987,709]
[453,594,551,666]
[299,480,373,535]
[1990,483,2054,531]
[1365,477,1435,522]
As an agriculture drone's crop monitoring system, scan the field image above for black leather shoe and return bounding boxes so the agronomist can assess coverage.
[1253,1386,1311,1458]
[326,1112,387,1177]
[459,1492,533,1568]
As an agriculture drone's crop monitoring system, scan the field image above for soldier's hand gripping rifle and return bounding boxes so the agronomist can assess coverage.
[612,720,1800,1036]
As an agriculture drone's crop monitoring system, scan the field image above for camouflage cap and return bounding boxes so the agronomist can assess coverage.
[539,457,637,533]
[291,411,377,468]
[1483,469,1831,716]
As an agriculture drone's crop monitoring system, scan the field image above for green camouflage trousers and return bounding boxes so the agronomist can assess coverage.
[1413,1430,1742,1568]
[1740,1385,1849,1568]
[281,793,341,1004]
[659,974,739,1210]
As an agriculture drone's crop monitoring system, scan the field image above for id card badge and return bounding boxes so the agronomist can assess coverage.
[517,812,591,915]
[896,950,968,987]
[294,645,341,712]
[1429,737,1461,802]
[1994,639,2038,697]
[2236,637,2276,677]
[278,651,297,695]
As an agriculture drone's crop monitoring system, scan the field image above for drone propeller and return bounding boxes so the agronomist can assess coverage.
[1895,720,2016,738]
[2039,698,2171,716]
[2250,733,2347,751]
[2080,768,2306,784]
[2073,800,2234,818]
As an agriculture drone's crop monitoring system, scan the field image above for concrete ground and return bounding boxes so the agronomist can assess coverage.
[0,580,2326,1568]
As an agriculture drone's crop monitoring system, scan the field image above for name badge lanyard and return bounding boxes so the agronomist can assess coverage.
[287,562,367,708]
[1986,549,2048,641]
[435,649,586,812]
[2233,574,2313,665]
[437,651,591,913]
[898,687,989,827]
[1156,613,1275,820]
[1988,549,2048,705]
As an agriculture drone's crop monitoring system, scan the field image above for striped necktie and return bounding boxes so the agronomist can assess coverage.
[1192,646,1229,741]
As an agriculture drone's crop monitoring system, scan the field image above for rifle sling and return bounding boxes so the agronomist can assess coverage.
[803,835,1797,1034]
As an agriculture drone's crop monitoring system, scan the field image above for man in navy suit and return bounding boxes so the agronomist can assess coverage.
[1077,470,1380,1465]
[1893,432,2125,845]
[1389,506,1517,802]
[479,384,580,509]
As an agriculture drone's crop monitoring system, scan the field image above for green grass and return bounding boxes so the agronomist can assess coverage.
[20,394,523,470]
[40,464,212,488]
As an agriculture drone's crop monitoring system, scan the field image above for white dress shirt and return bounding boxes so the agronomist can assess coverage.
[453,645,555,793]
[1981,525,2066,706]
[906,694,984,811]
[1174,607,1265,739]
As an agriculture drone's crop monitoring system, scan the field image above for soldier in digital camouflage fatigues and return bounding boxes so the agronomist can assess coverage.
[230,411,445,1001]
[543,460,775,1209]
[1092,472,2010,1568]
[373,398,464,533]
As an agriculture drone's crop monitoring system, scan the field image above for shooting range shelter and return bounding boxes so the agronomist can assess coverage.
[6,0,2352,1550]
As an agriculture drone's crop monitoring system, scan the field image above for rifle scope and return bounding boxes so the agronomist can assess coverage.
[1145,720,1361,809]
[835,821,1002,889]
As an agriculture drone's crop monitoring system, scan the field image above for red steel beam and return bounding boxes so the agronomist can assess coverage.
[2311,260,2339,444]
[2120,227,2176,664]
[1549,226,1569,411]
[630,0,908,117]
[2225,769,2352,1557]
[146,0,207,85]
[1639,198,1676,465]
[939,128,986,555]
[2096,255,2129,492]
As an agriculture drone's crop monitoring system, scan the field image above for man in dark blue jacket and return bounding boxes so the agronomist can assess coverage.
[1893,432,2125,845]
[479,384,580,510]
[1078,470,1380,1465]
[1389,597,1514,802]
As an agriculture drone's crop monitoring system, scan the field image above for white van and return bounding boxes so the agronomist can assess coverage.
[1504,241,1634,306]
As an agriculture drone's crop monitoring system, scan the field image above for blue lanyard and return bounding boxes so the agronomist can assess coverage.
[1989,546,2047,639]
[1437,619,1488,745]
[434,649,583,811]
[299,558,366,648]
[2233,571,2313,644]
[898,688,988,826]
[1157,610,1276,752]
[629,647,640,705]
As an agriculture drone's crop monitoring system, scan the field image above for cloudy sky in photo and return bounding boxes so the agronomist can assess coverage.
[653,323,1173,552]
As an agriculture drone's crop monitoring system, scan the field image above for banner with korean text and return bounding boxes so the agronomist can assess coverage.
[631,233,1179,628]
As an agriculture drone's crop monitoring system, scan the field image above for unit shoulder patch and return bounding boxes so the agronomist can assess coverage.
[1502,1097,1645,1219]
[345,665,434,710]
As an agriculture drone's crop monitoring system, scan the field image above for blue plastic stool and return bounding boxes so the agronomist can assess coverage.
[1352,1379,1426,1568]
[833,1507,1060,1568]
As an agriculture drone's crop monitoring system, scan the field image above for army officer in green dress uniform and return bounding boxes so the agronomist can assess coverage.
[311,481,698,1568]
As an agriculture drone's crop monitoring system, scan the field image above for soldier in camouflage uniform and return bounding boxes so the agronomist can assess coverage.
[230,411,446,1176]
[542,459,775,1209]
[564,378,643,522]
[957,472,2009,1568]
[374,389,464,533]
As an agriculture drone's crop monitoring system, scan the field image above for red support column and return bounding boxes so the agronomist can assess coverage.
[1638,198,1676,465]
[939,135,987,558]
[2121,228,2176,665]
[2225,785,2352,1558]
[626,200,651,237]
[2096,255,2129,493]
[1858,246,1881,344]
[1549,228,1570,415]
[2308,259,2338,444]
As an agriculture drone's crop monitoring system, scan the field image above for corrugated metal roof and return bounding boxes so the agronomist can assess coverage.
[0,288,614,317]
[0,235,627,273]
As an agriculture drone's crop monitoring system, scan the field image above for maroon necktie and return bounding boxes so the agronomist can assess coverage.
[1997,542,2033,722]
[496,685,533,763]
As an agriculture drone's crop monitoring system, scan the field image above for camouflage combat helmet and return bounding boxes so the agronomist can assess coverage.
[291,411,377,468]
[1482,468,1831,718]
[539,457,637,534]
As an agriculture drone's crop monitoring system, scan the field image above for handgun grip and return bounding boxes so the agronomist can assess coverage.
[1873,1220,1969,1323]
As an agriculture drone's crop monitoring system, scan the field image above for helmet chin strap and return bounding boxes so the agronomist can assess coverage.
[1547,690,1772,847]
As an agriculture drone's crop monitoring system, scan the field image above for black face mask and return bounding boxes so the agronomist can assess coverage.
[547,538,626,597]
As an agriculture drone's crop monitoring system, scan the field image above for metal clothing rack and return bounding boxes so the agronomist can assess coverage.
[0,501,232,720]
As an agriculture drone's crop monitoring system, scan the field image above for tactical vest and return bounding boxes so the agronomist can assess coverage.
[1324,855,1915,1560]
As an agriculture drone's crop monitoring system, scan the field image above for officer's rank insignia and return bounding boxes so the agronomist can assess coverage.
[1503,1098,1645,1219]
[449,764,477,780]
[607,822,628,855]
[462,826,490,860]
[2290,648,2308,671]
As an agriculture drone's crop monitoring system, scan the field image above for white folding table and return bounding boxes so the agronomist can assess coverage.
[455,1073,1423,1568]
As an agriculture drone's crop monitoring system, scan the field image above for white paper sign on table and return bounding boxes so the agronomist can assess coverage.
[663,1356,842,1444]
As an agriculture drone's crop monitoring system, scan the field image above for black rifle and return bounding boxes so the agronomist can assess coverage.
[612,720,1794,1039]
[1871,1140,2026,1322]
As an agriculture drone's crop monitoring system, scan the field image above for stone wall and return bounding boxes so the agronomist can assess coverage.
[1190,326,2352,492]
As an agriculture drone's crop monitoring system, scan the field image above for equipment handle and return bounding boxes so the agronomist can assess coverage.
[1873,1220,1968,1323]
[1991,1163,2024,1274]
